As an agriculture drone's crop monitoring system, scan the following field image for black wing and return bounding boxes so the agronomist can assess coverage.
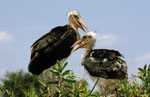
[83,49,128,80]
[28,25,77,75]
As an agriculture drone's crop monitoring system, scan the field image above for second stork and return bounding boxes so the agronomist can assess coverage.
[72,31,128,95]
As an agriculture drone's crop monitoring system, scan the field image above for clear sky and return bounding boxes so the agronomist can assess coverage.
[0,0,150,87]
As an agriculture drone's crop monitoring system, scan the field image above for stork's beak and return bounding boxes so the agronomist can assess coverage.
[77,18,88,32]
[71,39,86,52]
[70,15,88,32]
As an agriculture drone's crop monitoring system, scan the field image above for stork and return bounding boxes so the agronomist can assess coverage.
[72,31,128,95]
[28,11,88,75]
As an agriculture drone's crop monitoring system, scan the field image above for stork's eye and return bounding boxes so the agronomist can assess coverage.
[82,36,86,39]
[88,36,92,38]
[74,15,79,19]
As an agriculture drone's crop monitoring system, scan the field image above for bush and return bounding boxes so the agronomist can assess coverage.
[118,64,150,96]
[0,63,150,96]
[0,70,41,97]
[23,62,93,97]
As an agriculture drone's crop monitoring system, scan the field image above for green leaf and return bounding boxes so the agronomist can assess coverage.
[66,76,74,79]
[63,78,76,83]
[61,62,68,72]
[62,70,71,76]
[22,89,30,96]
[122,81,129,89]
[139,77,145,82]
[51,69,60,76]
[148,65,150,78]
[144,64,147,71]
[73,87,79,97]
[51,66,57,70]
[51,69,58,73]
[71,70,74,76]
[138,68,145,73]
[0,85,6,95]
[29,88,36,97]
[6,89,13,96]
[57,61,63,73]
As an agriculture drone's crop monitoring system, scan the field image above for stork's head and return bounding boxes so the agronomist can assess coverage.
[72,31,96,51]
[67,11,88,32]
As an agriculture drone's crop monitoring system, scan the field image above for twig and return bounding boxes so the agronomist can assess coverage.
[52,73,56,95]
[38,80,46,87]
[58,78,63,97]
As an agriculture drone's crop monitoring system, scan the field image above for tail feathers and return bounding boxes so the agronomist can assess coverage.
[28,63,43,75]
[28,56,54,75]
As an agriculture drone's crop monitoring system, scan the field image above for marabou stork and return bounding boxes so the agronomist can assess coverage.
[28,11,88,75]
[72,31,128,95]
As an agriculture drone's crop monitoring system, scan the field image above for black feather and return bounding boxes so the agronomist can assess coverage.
[83,49,128,80]
[28,25,77,75]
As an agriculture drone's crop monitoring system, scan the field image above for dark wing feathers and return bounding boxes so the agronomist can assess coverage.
[28,25,77,75]
[90,49,123,59]
[30,26,67,58]
[84,49,128,79]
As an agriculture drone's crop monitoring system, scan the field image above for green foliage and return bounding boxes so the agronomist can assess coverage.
[118,80,143,96]
[138,64,150,88]
[0,70,41,97]
[1,63,150,96]
[0,84,5,95]
[30,61,90,97]
[0,84,15,97]
[118,64,150,96]
[22,87,37,97]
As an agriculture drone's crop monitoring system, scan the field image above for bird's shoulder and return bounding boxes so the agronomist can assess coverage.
[31,25,70,47]
[88,49,123,59]
[31,24,76,49]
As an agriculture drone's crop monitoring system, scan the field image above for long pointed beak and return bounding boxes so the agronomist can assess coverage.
[74,42,86,51]
[77,18,88,32]
[70,15,88,32]
[71,39,86,52]
[71,39,82,48]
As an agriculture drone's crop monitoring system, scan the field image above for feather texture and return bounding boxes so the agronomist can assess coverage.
[83,49,128,80]
[28,25,77,75]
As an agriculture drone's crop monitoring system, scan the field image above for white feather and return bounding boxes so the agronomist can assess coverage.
[67,11,79,18]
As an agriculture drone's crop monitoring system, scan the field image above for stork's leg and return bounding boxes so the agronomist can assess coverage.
[89,77,100,95]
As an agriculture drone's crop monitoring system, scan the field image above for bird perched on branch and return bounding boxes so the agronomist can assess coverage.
[28,11,88,75]
[72,31,128,95]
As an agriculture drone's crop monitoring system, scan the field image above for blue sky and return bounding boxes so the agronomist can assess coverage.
[0,0,150,87]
